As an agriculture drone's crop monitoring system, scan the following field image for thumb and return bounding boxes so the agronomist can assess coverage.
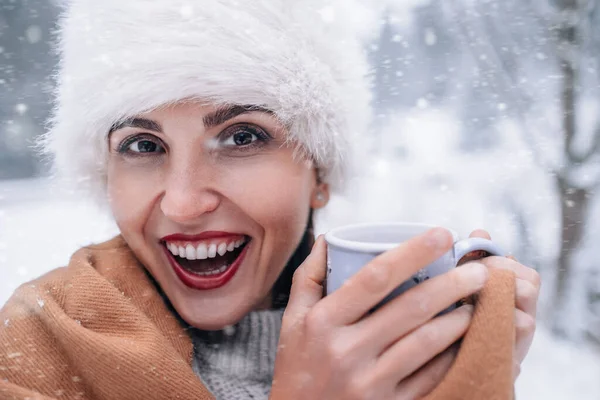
[285,235,328,319]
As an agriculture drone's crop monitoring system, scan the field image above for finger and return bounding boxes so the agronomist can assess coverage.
[317,227,454,326]
[515,309,536,364]
[374,304,473,385]
[356,262,488,354]
[285,235,327,318]
[515,278,539,317]
[480,256,541,289]
[395,345,458,400]
[513,361,522,382]
[469,229,492,240]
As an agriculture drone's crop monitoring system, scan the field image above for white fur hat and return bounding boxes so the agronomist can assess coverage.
[42,0,374,202]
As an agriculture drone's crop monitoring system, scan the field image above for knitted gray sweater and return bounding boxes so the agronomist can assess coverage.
[190,309,284,400]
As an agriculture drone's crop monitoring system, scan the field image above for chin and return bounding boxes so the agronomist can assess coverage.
[176,297,262,331]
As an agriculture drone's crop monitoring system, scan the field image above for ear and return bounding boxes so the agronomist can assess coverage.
[310,183,330,209]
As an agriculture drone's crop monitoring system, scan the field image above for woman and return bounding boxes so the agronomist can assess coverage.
[1,0,540,399]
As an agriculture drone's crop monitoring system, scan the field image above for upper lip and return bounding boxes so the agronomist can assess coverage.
[160,231,246,242]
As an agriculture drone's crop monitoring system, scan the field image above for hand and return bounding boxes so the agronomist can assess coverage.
[271,228,489,400]
[467,229,540,381]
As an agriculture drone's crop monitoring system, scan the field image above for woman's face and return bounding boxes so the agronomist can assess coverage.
[107,102,328,330]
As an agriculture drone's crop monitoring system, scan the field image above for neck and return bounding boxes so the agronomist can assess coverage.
[254,292,273,310]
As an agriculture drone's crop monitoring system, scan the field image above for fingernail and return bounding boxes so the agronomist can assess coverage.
[312,235,323,249]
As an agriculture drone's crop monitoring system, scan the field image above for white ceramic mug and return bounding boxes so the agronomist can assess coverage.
[324,222,506,309]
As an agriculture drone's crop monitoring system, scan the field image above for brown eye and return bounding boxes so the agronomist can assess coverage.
[233,131,255,146]
[131,140,159,153]
[219,125,271,148]
[118,134,165,155]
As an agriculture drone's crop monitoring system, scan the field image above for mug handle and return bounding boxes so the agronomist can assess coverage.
[453,237,507,264]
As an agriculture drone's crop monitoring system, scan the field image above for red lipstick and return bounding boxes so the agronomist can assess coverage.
[161,234,249,290]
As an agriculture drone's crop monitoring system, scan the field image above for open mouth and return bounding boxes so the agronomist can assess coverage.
[166,237,249,275]
[161,235,251,290]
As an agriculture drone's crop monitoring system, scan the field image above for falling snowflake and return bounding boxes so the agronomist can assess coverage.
[15,103,28,115]
[25,25,42,44]
[424,28,437,46]
[223,325,236,336]
[416,98,429,109]
[37,298,45,308]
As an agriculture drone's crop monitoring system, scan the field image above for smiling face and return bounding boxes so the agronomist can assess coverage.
[107,101,329,330]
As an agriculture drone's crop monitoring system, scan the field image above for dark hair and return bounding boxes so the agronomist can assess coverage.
[271,209,315,308]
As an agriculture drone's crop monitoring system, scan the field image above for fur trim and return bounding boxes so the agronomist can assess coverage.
[42,0,373,203]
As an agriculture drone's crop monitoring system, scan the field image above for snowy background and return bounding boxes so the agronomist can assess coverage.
[2,0,600,398]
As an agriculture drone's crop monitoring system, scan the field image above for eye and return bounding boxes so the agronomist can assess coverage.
[220,125,269,147]
[232,131,255,146]
[118,135,165,155]
[129,140,160,153]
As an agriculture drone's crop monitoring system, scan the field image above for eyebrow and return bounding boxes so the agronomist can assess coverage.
[109,118,163,134]
[202,104,273,129]
[108,104,273,135]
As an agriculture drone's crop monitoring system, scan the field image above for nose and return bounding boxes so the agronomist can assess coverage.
[159,166,221,224]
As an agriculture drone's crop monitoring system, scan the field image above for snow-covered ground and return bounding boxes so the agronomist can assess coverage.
[1,177,599,398]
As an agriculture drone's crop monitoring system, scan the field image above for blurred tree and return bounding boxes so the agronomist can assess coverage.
[550,0,600,339]
[447,0,600,339]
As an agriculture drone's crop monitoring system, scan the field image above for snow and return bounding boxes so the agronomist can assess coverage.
[516,328,600,398]
[25,25,42,44]
[14,103,28,115]
[0,179,118,307]
[1,174,599,399]
[424,28,437,46]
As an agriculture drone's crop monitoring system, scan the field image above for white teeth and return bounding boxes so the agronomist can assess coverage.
[208,244,217,258]
[167,238,247,260]
[196,243,208,260]
[185,244,196,260]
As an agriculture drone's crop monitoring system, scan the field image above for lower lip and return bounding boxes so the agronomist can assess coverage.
[163,243,249,290]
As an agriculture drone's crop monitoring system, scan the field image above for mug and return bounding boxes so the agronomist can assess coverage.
[324,222,506,309]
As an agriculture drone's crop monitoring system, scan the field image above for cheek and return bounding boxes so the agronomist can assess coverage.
[106,157,162,230]
[224,156,314,226]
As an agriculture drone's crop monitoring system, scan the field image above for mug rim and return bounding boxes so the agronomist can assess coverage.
[324,222,459,253]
